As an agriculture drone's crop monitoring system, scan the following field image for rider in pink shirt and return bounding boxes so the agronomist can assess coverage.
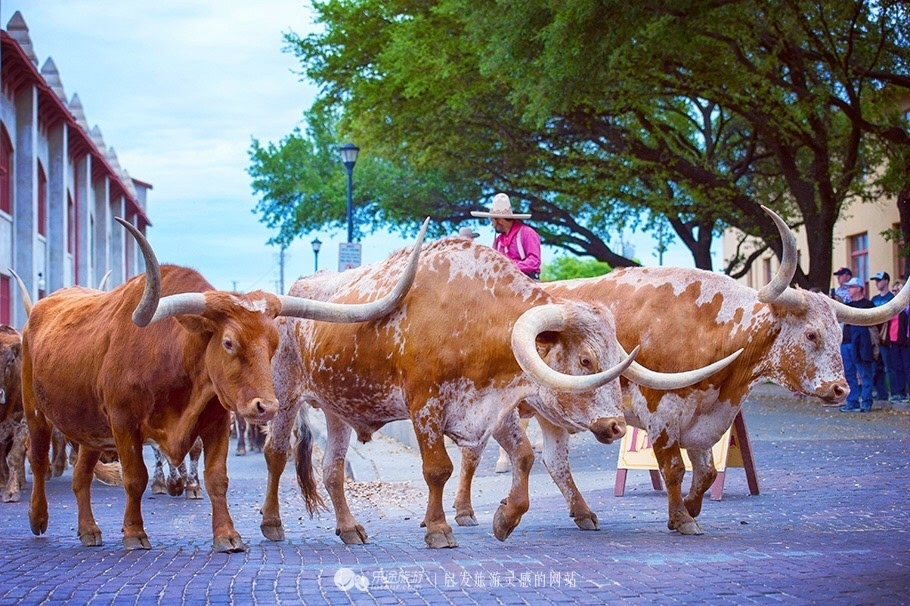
[470,193,542,280]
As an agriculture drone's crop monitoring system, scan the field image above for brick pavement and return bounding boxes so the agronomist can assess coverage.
[0,384,907,605]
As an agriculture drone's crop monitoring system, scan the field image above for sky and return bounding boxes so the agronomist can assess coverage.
[1,1,719,292]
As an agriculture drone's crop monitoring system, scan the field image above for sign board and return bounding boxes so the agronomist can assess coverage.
[614,411,758,501]
[338,242,362,271]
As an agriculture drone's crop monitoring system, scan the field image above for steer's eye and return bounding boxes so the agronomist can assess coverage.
[805,330,818,344]
[580,357,592,369]
[222,338,235,353]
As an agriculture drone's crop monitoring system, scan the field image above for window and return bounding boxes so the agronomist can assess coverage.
[37,162,47,236]
[850,232,869,284]
[0,126,11,215]
[0,275,9,325]
[67,193,75,254]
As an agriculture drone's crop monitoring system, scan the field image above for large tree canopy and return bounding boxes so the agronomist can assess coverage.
[249,0,910,287]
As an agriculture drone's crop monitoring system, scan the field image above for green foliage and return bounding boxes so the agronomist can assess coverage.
[541,256,612,281]
[251,0,910,285]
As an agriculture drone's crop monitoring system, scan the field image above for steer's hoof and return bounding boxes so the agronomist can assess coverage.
[425,531,457,549]
[2,490,20,503]
[672,519,704,535]
[213,536,248,553]
[573,513,599,531]
[493,506,520,542]
[455,513,478,527]
[151,482,167,495]
[122,535,151,550]
[79,529,103,547]
[29,515,48,536]
[185,485,203,500]
[260,523,286,542]
[337,527,369,545]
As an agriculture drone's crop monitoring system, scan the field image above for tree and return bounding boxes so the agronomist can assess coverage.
[541,256,612,282]
[255,0,909,285]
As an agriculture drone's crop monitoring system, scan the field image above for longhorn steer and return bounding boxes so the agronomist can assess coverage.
[0,325,26,503]
[455,207,910,535]
[20,218,427,552]
[261,238,740,548]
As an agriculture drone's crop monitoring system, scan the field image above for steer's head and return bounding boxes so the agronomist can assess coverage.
[0,325,22,409]
[512,300,630,444]
[763,292,850,404]
[176,291,283,424]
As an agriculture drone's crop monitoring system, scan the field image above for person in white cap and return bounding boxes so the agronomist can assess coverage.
[457,226,479,239]
[471,193,542,280]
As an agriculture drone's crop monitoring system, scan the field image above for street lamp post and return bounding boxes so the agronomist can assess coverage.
[311,237,322,274]
[339,143,359,243]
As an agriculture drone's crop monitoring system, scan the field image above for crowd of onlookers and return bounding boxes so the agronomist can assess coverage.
[832,267,909,412]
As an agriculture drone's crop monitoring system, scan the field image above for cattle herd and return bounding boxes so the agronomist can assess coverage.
[0,207,907,553]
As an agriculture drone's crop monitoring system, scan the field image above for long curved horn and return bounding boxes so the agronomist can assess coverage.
[114,217,164,327]
[97,270,112,291]
[8,269,33,317]
[620,345,744,389]
[276,217,430,322]
[511,304,640,393]
[830,278,910,326]
[756,205,800,304]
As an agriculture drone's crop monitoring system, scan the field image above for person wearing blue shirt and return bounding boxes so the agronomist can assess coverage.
[841,277,877,413]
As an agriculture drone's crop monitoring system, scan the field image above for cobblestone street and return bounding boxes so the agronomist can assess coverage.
[0,384,907,605]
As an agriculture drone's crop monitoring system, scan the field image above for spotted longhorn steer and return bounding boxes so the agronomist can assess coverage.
[20,217,427,552]
[260,238,741,548]
[454,207,910,536]
[150,438,203,499]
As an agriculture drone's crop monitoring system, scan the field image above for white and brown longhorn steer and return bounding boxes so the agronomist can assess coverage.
[260,238,740,548]
[455,207,910,535]
[20,218,427,552]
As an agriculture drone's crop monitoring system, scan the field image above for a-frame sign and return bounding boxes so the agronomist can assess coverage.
[614,411,759,500]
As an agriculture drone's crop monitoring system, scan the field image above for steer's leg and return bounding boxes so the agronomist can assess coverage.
[413,414,456,549]
[167,458,187,497]
[199,412,246,553]
[24,385,52,537]
[235,416,247,457]
[651,432,702,535]
[491,409,534,542]
[50,428,69,478]
[323,410,369,545]
[184,437,203,499]
[72,445,103,546]
[261,400,296,541]
[536,415,599,531]
[2,421,28,503]
[112,425,152,550]
[150,446,167,495]
[684,447,716,519]
[453,442,484,527]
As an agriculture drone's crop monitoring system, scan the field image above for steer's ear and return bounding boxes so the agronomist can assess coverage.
[535,330,558,360]
[174,314,216,336]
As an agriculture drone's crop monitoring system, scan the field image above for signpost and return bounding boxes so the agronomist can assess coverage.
[338,242,362,271]
[614,411,759,501]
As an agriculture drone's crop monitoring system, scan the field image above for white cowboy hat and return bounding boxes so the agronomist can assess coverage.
[470,193,531,220]
[458,227,480,239]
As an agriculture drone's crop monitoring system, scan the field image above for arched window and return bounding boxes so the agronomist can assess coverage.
[0,125,12,216]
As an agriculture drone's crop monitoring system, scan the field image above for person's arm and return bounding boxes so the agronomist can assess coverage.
[514,227,542,275]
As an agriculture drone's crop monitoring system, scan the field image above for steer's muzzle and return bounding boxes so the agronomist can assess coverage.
[816,379,850,405]
[590,416,627,444]
[243,398,279,424]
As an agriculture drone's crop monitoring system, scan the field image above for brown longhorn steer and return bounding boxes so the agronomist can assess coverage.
[454,207,910,535]
[0,325,27,503]
[261,238,740,548]
[20,217,427,552]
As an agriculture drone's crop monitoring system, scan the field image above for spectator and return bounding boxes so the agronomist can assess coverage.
[840,277,876,413]
[880,279,909,403]
[832,267,853,303]
[870,271,894,400]
[471,193,542,280]
[457,227,479,239]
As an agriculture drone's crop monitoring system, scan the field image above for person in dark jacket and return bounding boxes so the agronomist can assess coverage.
[841,277,876,412]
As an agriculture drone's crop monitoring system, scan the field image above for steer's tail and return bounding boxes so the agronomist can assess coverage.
[295,404,326,516]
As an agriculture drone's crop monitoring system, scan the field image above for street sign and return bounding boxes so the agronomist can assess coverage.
[338,242,362,271]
